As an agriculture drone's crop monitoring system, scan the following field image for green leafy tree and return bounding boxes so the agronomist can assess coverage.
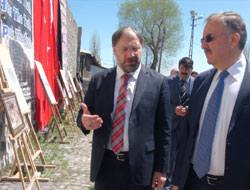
[118,0,183,71]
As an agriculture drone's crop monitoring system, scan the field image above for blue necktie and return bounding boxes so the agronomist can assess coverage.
[193,70,229,179]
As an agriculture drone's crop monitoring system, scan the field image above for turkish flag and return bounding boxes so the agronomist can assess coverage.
[34,0,60,130]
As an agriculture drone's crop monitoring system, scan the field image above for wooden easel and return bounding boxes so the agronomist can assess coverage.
[59,70,77,119]
[24,113,56,171]
[56,75,76,136]
[5,128,41,190]
[74,77,85,102]
[35,61,70,144]
[0,60,55,185]
[67,71,81,104]
[68,81,80,112]
[1,114,56,183]
[0,90,41,189]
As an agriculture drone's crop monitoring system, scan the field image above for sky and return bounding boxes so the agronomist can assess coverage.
[67,0,250,76]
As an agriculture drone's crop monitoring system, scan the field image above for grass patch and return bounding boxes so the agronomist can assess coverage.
[0,165,11,178]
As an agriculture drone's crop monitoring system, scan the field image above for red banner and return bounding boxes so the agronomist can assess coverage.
[34,0,60,130]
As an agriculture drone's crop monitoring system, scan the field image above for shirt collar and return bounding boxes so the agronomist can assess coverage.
[216,55,246,81]
[116,63,141,80]
[178,75,191,83]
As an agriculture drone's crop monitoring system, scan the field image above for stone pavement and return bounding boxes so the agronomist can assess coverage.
[0,127,94,190]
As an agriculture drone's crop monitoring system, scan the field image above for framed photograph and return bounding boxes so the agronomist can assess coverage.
[67,71,78,93]
[56,77,69,106]
[0,92,25,137]
[35,61,57,105]
[0,45,30,114]
[60,70,73,99]
[74,77,83,91]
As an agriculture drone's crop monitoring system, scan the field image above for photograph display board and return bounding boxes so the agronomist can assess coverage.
[74,77,83,91]
[56,77,69,106]
[67,71,77,93]
[0,44,30,114]
[35,61,57,104]
[0,92,25,137]
[1,0,35,100]
[60,70,72,99]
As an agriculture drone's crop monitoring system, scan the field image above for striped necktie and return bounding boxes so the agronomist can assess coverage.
[179,80,189,106]
[111,74,130,154]
[193,70,229,178]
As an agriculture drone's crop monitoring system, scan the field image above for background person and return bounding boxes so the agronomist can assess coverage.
[166,57,194,188]
[191,71,198,78]
[170,68,179,76]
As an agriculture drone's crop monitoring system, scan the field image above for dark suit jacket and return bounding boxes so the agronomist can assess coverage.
[167,74,194,132]
[173,61,250,190]
[77,65,171,186]
[167,74,194,176]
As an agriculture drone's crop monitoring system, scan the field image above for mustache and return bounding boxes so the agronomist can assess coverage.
[127,57,138,62]
[181,72,188,75]
[204,49,212,53]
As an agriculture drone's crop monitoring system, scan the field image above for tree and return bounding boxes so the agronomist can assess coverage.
[118,0,183,71]
[244,40,250,61]
[89,31,101,64]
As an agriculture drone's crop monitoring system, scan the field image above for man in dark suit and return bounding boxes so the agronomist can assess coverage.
[166,57,194,186]
[77,26,171,190]
[172,12,250,190]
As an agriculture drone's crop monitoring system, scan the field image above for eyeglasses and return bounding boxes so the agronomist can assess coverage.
[200,34,217,43]
[201,32,233,44]
[119,46,142,53]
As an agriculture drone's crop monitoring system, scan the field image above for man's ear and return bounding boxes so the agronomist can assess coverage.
[230,33,240,48]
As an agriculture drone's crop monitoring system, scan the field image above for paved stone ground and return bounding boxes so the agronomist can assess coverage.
[0,127,94,190]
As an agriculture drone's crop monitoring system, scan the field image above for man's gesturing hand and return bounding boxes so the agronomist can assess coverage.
[81,103,103,130]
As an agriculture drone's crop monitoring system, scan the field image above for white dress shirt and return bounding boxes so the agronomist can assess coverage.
[192,55,246,176]
[107,64,141,151]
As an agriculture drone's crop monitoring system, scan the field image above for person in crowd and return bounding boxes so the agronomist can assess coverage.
[191,71,198,78]
[77,26,172,190]
[166,57,194,188]
[170,68,179,76]
[172,11,250,190]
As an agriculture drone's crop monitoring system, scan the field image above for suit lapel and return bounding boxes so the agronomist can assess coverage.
[174,76,181,95]
[228,61,250,133]
[191,69,217,134]
[103,67,116,114]
[131,65,148,112]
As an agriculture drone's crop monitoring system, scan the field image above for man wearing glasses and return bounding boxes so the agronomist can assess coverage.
[77,26,171,190]
[172,12,250,190]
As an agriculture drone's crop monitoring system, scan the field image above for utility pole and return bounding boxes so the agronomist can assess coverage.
[189,10,203,59]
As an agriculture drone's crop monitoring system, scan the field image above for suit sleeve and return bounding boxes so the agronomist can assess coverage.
[76,76,96,135]
[154,77,172,174]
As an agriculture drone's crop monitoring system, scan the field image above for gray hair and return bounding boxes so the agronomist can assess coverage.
[206,11,247,50]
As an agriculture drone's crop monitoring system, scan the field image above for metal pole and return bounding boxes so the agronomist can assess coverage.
[189,10,203,59]
[189,11,195,59]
